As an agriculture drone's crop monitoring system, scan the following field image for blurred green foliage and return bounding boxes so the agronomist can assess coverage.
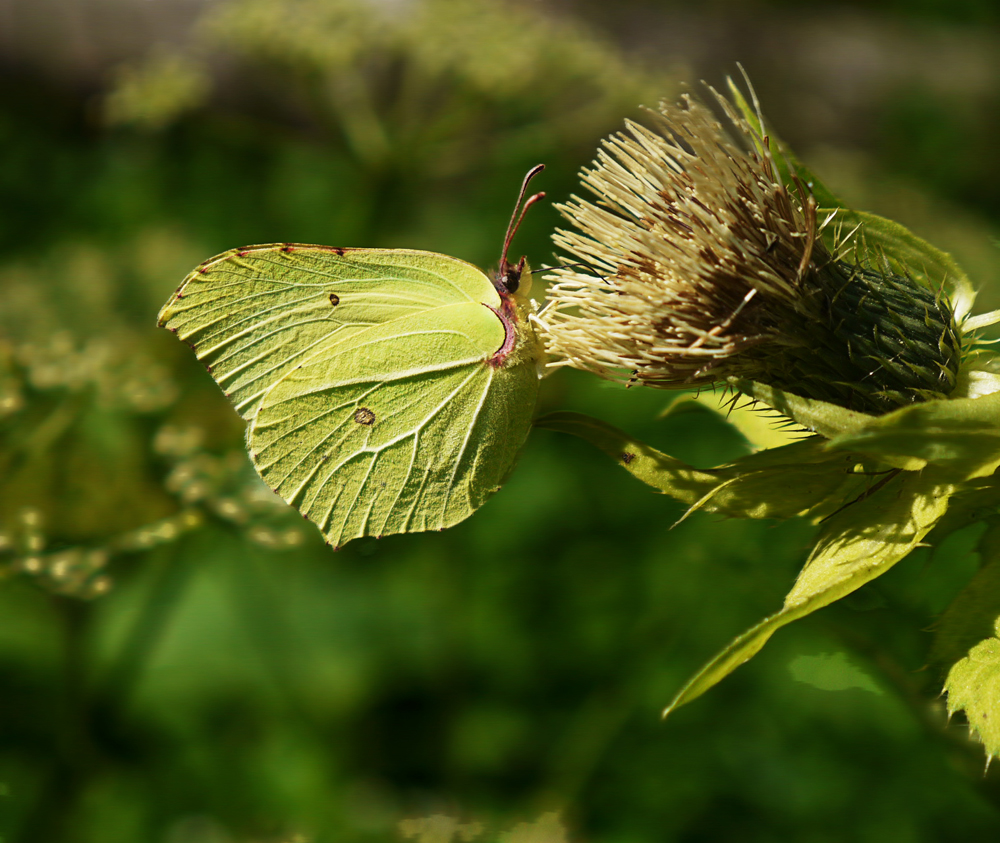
[3,0,1000,841]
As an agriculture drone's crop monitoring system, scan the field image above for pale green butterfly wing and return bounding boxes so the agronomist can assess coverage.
[158,245,503,418]
[158,246,541,548]
[250,301,539,546]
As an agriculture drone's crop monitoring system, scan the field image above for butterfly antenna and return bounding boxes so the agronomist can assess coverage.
[498,164,545,294]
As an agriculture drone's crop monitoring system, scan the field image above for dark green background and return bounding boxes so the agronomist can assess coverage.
[2,1,1000,840]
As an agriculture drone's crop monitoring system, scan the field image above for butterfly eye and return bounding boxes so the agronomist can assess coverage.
[503,265,521,294]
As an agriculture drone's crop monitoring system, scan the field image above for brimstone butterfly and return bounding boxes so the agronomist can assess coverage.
[158,166,546,549]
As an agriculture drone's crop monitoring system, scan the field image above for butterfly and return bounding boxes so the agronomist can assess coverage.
[158,166,546,549]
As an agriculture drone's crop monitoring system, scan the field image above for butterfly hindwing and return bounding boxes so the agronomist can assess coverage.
[250,301,539,547]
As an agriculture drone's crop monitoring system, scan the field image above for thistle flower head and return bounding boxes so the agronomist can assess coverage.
[538,88,962,415]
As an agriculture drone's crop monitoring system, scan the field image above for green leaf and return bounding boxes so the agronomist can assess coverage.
[536,411,883,523]
[923,477,1000,548]
[732,380,1000,477]
[930,525,1000,679]
[819,208,975,314]
[535,411,720,504]
[936,511,1000,762]
[159,246,541,548]
[944,634,1000,760]
[828,392,1000,479]
[672,391,802,452]
[728,380,881,442]
[664,468,956,716]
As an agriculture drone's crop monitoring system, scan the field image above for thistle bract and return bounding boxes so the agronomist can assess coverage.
[539,91,962,415]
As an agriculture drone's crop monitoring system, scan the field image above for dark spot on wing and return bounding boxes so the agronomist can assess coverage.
[334,247,345,256]
[621,452,635,465]
[237,250,249,257]
[354,407,376,426]
[329,293,340,306]
[281,245,295,253]
[197,267,208,275]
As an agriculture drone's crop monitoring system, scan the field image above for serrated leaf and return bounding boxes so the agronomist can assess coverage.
[944,634,1000,760]
[828,391,1000,479]
[536,411,883,522]
[953,360,1000,400]
[664,468,956,716]
[930,537,1000,679]
[734,379,1000,477]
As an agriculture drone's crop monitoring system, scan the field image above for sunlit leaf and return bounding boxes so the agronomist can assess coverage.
[828,392,1000,479]
[727,380,881,442]
[930,522,1000,677]
[944,632,1000,760]
[664,468,956,715]
[672,391,802,451]
[536,411,881,522]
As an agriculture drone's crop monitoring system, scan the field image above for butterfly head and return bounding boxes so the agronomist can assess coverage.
[496,254,531,297]
[495,164,545,300]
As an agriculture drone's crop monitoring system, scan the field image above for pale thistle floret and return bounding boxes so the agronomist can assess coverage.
[537,90,961,415]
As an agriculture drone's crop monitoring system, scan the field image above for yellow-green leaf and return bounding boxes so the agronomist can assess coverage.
[930,551,1000,680]
[828,392,1000,479]
[944,632,1000,760]
[664,468,956,716]
[728,380,882,443]
[536,411,883,522]
[535,411,720,505]
[674,391,802,451]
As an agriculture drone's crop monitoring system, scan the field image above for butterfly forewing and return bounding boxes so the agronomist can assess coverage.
[249,302,538,547]
[157,247,501,418]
